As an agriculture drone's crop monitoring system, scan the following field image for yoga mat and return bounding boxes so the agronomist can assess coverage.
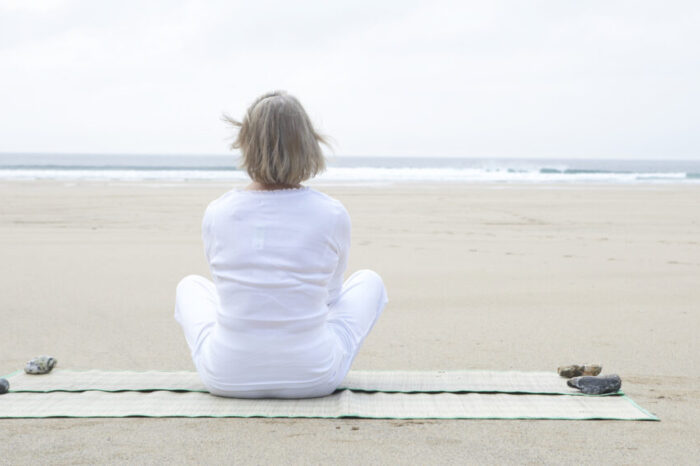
[4,369,605,395]
[0,390,657,420]
[0,370,657,420]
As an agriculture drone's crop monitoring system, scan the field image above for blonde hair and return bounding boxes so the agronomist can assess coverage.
[223,91,328,186]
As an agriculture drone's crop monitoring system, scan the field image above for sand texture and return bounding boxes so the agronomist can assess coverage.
[1,181,699,464]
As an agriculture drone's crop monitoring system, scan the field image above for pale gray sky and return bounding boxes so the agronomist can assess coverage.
[1,0,698,159]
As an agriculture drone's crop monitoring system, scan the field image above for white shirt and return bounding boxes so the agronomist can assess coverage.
[199,186,351,392]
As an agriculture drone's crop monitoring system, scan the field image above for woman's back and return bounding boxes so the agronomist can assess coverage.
[198,186,351,392]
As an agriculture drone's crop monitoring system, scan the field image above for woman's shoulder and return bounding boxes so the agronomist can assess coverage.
[308,189,351,231]
[306,189,351,223]
[307,187,345,207]
[204,189,239,214]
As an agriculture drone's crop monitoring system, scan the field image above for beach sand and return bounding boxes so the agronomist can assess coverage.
[1,180,698,464]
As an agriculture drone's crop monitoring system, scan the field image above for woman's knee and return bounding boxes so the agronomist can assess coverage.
[175,275,213,317]
[349,268,380,282]
[176,274,207,295]
[349,269,388,302]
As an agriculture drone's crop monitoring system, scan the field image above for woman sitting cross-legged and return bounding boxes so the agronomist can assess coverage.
[174,91,388,398]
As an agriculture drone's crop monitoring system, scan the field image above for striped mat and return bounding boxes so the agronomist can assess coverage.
[0,370,658,420]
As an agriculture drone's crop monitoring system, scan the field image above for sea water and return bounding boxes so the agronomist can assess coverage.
[0,153,699,184]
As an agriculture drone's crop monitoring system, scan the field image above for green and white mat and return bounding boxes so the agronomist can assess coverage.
[0,370,658,420]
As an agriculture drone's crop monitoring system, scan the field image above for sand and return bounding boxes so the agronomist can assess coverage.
[1,180,698,464]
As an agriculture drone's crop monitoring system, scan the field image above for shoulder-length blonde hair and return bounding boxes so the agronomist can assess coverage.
[222,91,328,186]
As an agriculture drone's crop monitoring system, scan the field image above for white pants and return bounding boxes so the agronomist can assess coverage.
[174,269,388,398]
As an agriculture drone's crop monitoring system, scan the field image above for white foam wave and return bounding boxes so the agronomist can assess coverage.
[0,167,697,184]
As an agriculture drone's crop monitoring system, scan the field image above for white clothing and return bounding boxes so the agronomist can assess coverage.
[174,186,388,398]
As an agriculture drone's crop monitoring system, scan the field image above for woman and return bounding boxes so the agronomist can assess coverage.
[174,91,388,398]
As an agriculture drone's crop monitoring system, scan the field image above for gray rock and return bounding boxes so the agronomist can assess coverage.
[0,378,8,394]
[24,356,57,375]
[567,374,622,395]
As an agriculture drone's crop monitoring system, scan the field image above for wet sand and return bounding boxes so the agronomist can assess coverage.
[1,180,699,464]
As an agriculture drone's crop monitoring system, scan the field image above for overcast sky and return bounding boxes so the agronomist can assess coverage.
[1,0,698,159]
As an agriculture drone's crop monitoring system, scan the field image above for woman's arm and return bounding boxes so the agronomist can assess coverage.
[201,204,215,265]
[326,206,351,307]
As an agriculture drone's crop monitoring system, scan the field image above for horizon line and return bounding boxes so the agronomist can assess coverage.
[1,151,699,162]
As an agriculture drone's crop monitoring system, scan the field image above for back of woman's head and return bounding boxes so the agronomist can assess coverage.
[223,91,327,186]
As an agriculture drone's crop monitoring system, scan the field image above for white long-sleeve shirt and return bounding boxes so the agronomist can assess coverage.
[198,186,351,393]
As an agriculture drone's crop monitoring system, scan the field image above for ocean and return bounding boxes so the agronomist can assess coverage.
[1,153,699,184]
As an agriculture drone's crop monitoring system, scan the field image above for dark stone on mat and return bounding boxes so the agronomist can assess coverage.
[567,374,622,395]
[0,378,9,394]
[557,364,602,378]
[24,356,57,375]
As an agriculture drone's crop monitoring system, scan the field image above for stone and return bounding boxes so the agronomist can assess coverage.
[0,378,9,394]
[557,364,602,378]
[567,374,622,395]
[24,356,57,375]
[558,365,583,378]
[581,364,602,376]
